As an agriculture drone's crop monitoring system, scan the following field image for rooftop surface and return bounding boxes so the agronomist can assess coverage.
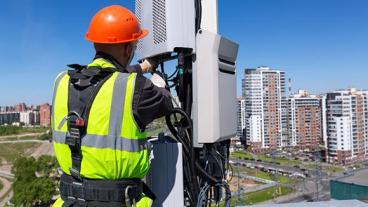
[337,168,368,186]
[245,200,368,207]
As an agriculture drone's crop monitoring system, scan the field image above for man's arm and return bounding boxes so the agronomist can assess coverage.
[132,73,173,130]
[126,64,143,73]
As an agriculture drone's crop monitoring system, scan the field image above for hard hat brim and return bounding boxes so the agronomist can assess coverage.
[85,29,149,44]
[137,29,149,41]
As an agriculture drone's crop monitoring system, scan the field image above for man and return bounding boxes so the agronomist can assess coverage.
[52,5,172,207]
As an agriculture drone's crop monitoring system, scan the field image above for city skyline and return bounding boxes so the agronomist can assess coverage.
[0,102,51,127]
[1,0,368,105]
[238,65,368,164]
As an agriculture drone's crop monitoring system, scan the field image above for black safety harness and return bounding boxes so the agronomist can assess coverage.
[59,64,155,207]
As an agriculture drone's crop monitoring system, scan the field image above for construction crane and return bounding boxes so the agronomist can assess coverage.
[135,0,239,206]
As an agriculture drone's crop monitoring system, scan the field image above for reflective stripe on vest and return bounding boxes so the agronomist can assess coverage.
[53,131,147,152]
[52,59,149,179]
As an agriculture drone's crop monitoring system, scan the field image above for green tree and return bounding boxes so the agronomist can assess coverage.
[11,156,58,206]
[13,178,56,206]
[36,155,58,175]
[12,157,37,181]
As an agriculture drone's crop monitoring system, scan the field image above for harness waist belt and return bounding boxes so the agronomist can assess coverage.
[60,173,143,202]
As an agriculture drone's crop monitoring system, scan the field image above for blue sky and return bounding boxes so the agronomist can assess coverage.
[0,0,367,105]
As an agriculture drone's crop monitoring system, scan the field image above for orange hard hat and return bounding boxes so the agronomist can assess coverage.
[85,5,148,44]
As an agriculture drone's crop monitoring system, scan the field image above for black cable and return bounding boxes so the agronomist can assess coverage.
[163,47,235,206]
[159,62,170,88]
[195,161,221,184]
[165,108,198,206]
[167,67,179,80]
[166,109,226,204]
[168,83,178,88]
[227,162,234,183]
[195,0,202,32]
[165,108,192,144]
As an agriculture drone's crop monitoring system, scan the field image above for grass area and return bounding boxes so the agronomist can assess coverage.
[241,167,274,180]
[256,154,301,166]
[234,166,298,184]
[0,179,3,191]
[231,151,254,160]
[305,163,344,174]
[0,126,48,136]
[0,133,50,141]
[304,163,317,169]
[0,142,42,163]
[277,176,298,184]
[325,165,344,174]
[231,185,295,206]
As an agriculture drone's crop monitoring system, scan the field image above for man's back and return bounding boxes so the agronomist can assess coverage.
[52,58,149,180]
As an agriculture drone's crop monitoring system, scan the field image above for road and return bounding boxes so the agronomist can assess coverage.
[0,140,47,144]
[0,191,13,207]
[231,158,334,204]
[31,141,54,158]
[232,158,328,178]
[0,177,11,202]
[0,133,44,139]
[0,170,13,179]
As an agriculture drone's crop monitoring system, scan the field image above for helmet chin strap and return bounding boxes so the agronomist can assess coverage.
[127,50,135,66]
[124,43,137,69]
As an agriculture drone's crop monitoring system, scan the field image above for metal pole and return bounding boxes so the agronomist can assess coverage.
[236,162,240,205]
[314,150,321,201]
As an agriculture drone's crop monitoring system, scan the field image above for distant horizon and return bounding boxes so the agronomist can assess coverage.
[0,102,51,108]
[2,83,368,107]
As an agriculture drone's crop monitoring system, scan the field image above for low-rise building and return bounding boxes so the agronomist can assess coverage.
[0,112,20,125]
[20,110,39,126]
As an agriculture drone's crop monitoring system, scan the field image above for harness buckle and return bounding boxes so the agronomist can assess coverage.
[125,186,137,207]
[65,128,81,147]
[70,167,82,181]
[75,118,85,127]
[72,181,85,201]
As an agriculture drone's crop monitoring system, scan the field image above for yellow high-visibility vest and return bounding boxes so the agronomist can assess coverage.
[52,58,149,179]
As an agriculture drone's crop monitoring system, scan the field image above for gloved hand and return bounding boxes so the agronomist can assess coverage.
[150,73,166,88]
[139,58,158,73]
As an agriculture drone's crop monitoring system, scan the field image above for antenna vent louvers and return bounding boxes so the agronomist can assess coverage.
[152,0,167,45]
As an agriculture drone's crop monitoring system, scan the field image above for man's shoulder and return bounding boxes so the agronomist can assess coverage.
[54,70,68,82]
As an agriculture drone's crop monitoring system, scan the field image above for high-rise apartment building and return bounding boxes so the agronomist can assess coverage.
[237,98,246,139]
[243,66,286,149]
[287,90,322,148]
[15,103,27,112]
[40,103,51,127]
[324,88,368,164]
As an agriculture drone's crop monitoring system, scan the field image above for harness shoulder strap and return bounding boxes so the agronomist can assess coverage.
[65,64,114,180]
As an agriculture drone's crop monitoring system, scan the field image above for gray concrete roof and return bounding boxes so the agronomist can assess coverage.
[238,200,368,207]
[338,168,368,186]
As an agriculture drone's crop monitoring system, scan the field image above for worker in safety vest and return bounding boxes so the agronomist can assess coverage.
[52,5,172,207]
